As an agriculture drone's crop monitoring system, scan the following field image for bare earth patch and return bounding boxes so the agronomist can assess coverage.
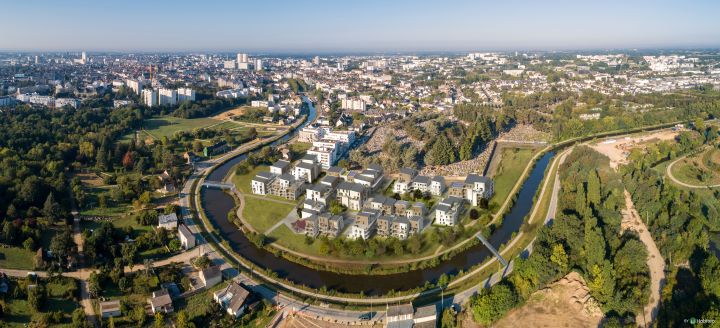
[493,272,603,328]
[590,129,679,169]
[212,106,247,120]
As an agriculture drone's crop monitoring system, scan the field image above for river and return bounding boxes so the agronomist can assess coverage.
[200,99,555,295]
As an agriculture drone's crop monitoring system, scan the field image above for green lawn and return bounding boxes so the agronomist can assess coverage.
[268,225,325,254]
[2,278,81,328]
[81,215,153,235]
[0,247,35,270]
[79,186,133,217]
[232,165,269,194]
[242,197,295,233]
[670,149,720,186]
[289,142,312,155]
[122,116,221,141]
[489,147,537,211]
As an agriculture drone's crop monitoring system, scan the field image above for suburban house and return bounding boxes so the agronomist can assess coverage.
[213,282,252,318]
[148,289,174,314]
[178,224,195,249]
[269,160,291,175]
[336,181,367,211]
[251,171,275,195]
[157,213,178,230]
[430,176,446,196]
[200,265,222,288]
[99,300,121,318]
[349,209,379,240]
[435,196,463,226]
[464,174,494,206]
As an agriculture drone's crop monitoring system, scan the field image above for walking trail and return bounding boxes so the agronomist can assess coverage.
[622,190,666,327]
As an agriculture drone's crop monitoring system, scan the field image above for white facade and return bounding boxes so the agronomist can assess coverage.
[142,89,158,107]
[177,88,196,102]
[158,88,178,106]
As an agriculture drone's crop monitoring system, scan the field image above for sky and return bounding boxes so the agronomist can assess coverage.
[1,0,719,53]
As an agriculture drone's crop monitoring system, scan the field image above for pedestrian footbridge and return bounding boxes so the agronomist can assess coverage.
[476,233,508,267]
[202,181,236,190]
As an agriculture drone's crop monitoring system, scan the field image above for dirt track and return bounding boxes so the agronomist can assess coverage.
[622,190,666,327]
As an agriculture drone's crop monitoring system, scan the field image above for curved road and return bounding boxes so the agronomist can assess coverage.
[666,148,720,189]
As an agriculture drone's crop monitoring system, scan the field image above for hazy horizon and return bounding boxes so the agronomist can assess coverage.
[2,0,719,52]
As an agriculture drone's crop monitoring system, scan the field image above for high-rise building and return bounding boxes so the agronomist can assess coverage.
[177,88,196,102]
[223,60,236,69]
[237,53,248,63]
[126,79,143,95]
[142,89,158,107]
[158,88,178,106]
[81,51,87,64]
[313,56,320,65]
[255,59,263,72]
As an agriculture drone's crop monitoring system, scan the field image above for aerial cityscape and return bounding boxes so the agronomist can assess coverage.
[1,1,720,327]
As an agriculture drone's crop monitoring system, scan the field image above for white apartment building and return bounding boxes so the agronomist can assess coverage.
[341,98,366,111]
[223,60,236,69]
[435,196,463,226]
[464,174,494,206]
[142,89,158,107]
[158,88,178,106]
[237,53,248,63]
[307,140,340,169]
[251,171,275,195]
[177,88,196,102]
[126,79,143,95]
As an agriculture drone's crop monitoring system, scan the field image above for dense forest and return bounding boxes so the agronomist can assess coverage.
[621,125,720,326]
[471,146,651,325]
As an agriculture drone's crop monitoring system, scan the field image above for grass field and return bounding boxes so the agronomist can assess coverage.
[0,247,35,270]
[2,277,81,327]
[489,147,537,211]
[670,148,720,186]
[242,197,295,233]
[232,165,270,194]
[80,215,153,235]
[121,116,221,141]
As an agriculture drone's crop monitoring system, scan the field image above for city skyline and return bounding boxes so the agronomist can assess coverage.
[2,0,719,52]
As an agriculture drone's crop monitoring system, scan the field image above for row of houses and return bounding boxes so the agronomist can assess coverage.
[251,155,322,200]
[392,168,494,207]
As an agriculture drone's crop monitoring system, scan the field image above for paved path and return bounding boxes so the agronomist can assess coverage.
[623,190,666,328]
[666,148,720,189]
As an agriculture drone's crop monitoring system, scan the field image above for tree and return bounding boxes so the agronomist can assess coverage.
[176,310,195,328]
[471,284,518,325]
[43,193,61,221]
[700,255,720,298]
[586,170,601,207]
[441,307,457,328]
[424,134,456,166]
[27,284,46,310]
[550,243,568,273]
[49,228,74,268]
[72,308,88,328]
[154,312,165,328]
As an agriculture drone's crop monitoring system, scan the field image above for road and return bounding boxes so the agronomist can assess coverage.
[666,148,720,189]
